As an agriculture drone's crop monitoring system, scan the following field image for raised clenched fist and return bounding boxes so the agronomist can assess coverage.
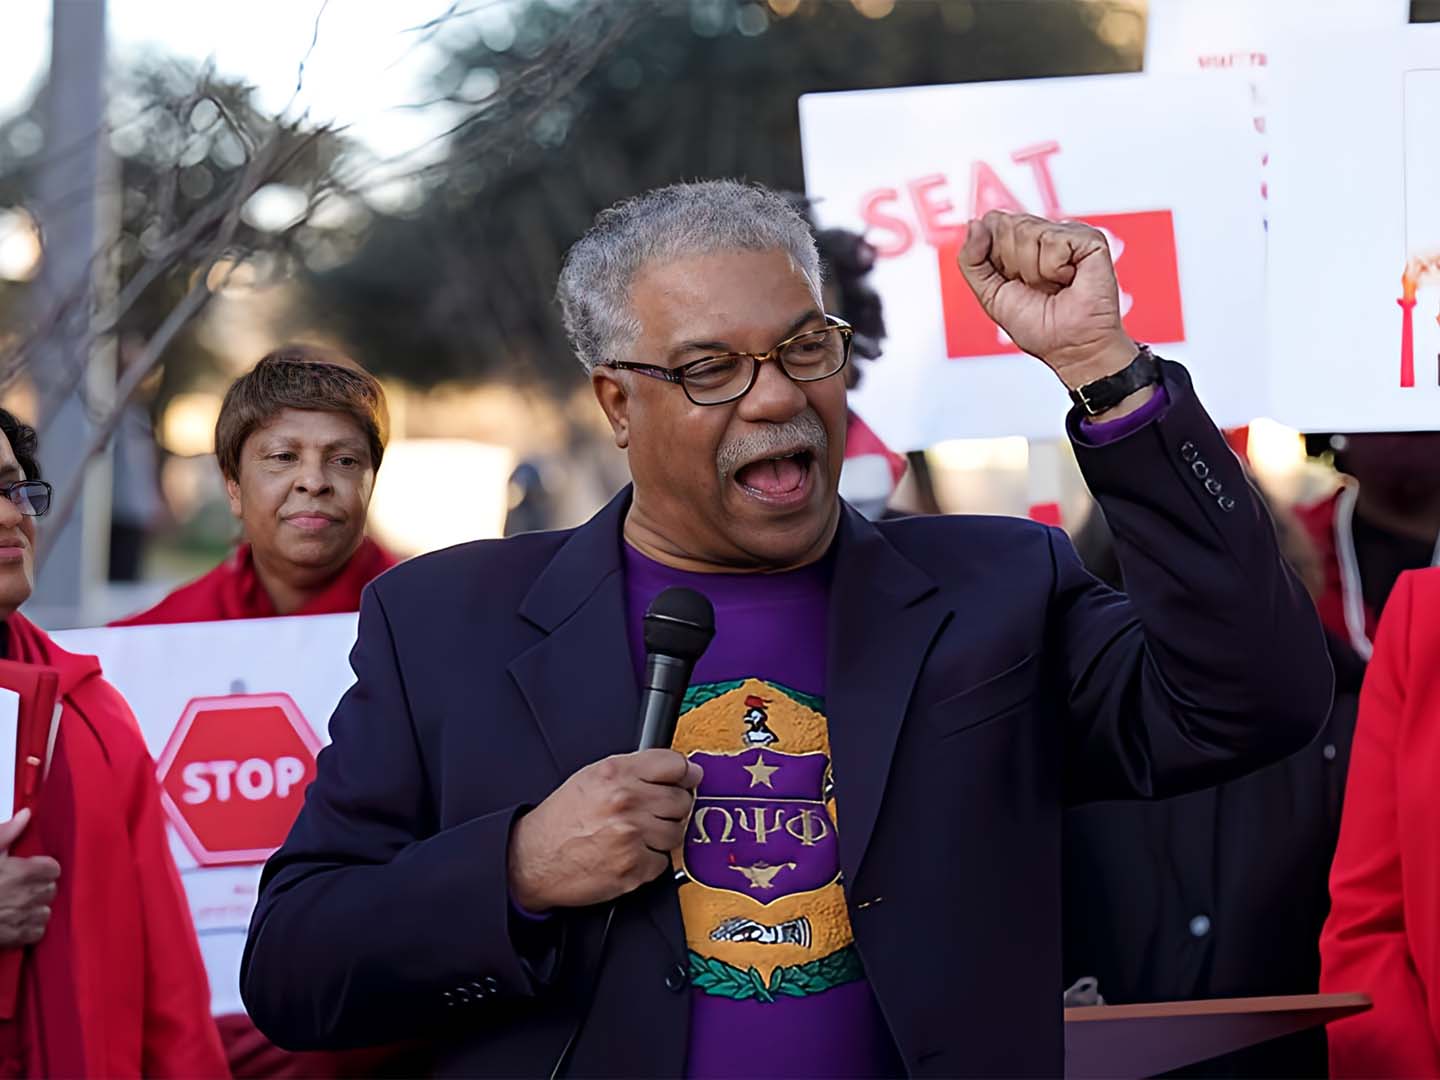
[958,211,1140,395]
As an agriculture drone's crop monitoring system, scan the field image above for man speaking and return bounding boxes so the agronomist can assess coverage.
[241,181,1332,1077]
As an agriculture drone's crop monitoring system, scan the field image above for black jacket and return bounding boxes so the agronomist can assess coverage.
[241,362,1333,1077]
[1063,632,1364,1078]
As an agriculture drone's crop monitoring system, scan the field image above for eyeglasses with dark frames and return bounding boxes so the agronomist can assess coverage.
[608,314,853,407]
[0,480,52,518]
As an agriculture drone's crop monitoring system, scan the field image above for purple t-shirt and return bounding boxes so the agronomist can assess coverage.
[625,544,903,1079]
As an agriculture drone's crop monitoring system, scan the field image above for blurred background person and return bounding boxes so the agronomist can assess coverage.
[1321,566,1440,1077]
[1063,490,1363,1078]
[503,459,556,537]
[113,346,395,626]
[107,334,166,584]
[793,196,939,520]
[1296,432,1440,658]
[0,407,225,1078]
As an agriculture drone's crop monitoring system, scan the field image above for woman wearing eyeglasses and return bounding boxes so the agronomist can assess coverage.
[0,408,226,1077]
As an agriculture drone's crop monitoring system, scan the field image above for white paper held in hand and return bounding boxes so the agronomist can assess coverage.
[0,686,19,832]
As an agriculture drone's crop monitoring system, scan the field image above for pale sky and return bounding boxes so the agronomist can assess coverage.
[1,0,515,174]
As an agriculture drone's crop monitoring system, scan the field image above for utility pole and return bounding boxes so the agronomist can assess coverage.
[29,0,115,628]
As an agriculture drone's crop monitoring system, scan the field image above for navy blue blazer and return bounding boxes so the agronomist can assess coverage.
[241,362,1333,1077]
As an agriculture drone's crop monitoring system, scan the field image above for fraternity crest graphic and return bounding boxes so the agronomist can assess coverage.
[671,678,862,1002]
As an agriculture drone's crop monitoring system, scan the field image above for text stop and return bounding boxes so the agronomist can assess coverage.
[155,692,322,866]
[182,756,308,804]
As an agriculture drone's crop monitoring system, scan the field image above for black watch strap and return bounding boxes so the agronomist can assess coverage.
[1068,345,1161,417]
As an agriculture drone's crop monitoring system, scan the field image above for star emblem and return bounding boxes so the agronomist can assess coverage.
[743,753,780,788]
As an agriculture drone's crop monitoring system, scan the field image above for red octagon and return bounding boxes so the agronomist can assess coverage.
[155,692,323,867]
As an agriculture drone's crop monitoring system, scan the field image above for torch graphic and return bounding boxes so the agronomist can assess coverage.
[1399,254,1440,387]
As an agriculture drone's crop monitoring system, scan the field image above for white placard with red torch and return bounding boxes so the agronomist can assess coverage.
[1265,22,1440,432]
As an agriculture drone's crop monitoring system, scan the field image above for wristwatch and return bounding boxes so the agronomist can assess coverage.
[1068,345,1161,417]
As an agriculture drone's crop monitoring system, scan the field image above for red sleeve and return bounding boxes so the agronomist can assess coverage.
[1321,573,1440,1077]
[112,693,229,1078]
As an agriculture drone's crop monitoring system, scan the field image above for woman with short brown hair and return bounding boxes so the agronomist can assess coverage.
[115,345,396,626]
[112,348,404,1076]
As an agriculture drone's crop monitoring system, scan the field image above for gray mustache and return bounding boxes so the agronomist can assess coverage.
[716,410,829,479]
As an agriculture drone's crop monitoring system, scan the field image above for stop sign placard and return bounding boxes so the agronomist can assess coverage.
[155,693,323,867]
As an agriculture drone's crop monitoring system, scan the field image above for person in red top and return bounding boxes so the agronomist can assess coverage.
[113,346,401,1077]
[0,408,226,1078]
[1321,567,1440,1076]
[1295,433,1440,659]
[115,345,396,627]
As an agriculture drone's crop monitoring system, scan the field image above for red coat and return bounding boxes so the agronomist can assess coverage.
[0,615,227,1077]
[1321,568,1440,1076]
[113,538,397,626]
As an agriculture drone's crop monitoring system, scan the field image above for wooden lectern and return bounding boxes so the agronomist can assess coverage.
[1064,992,1371,1078]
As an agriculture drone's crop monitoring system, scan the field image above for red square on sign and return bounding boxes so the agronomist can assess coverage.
[937,210,1186,359]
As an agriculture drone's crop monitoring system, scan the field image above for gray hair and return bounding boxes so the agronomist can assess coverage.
[556,179,823,373]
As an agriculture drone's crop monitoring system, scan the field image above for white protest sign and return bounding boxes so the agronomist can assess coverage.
[1146,0,1268,74]
[1265,23,1440,431]
[1146,0,1269,231]
[799,74,1265,447]
[53,614,359,1017]
[1145,0,1412,235]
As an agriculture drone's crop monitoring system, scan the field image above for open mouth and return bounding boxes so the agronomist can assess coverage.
[733,449,815,505]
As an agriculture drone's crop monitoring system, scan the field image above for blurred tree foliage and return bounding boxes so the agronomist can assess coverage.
[305,0,1142,391]
[0,0,1143,410]
[0,58,352,408]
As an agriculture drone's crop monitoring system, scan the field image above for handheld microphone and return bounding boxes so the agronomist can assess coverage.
[636,587,715,751]
[548,588,714,1080]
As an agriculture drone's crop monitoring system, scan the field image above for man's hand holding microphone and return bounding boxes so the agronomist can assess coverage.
[507,586,714,912]
[508,750,701,911]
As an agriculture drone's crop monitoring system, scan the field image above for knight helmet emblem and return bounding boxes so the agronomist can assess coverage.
[741,694,778,746]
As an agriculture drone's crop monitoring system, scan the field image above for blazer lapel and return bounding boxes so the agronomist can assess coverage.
[826,505,950,887]
[508,572,639,779]
[508,488,641,780]
[506,487,685,956]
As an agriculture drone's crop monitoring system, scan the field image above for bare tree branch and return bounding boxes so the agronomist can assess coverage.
[331,1,650,196]
[35,272,214,557]
[32,131,287,558]
[11,0,643,577]
[286,0,333,115]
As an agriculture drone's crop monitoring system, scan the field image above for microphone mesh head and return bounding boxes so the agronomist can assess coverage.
[643,587,716,661]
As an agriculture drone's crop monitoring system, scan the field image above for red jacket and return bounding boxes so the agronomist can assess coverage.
[1321,568,1440,1076]
[0,615,227,1077]
[113,538,396,626]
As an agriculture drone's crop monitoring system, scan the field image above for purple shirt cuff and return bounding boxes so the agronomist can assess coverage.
[1075,385,1170,446]
[510,893,552,922]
